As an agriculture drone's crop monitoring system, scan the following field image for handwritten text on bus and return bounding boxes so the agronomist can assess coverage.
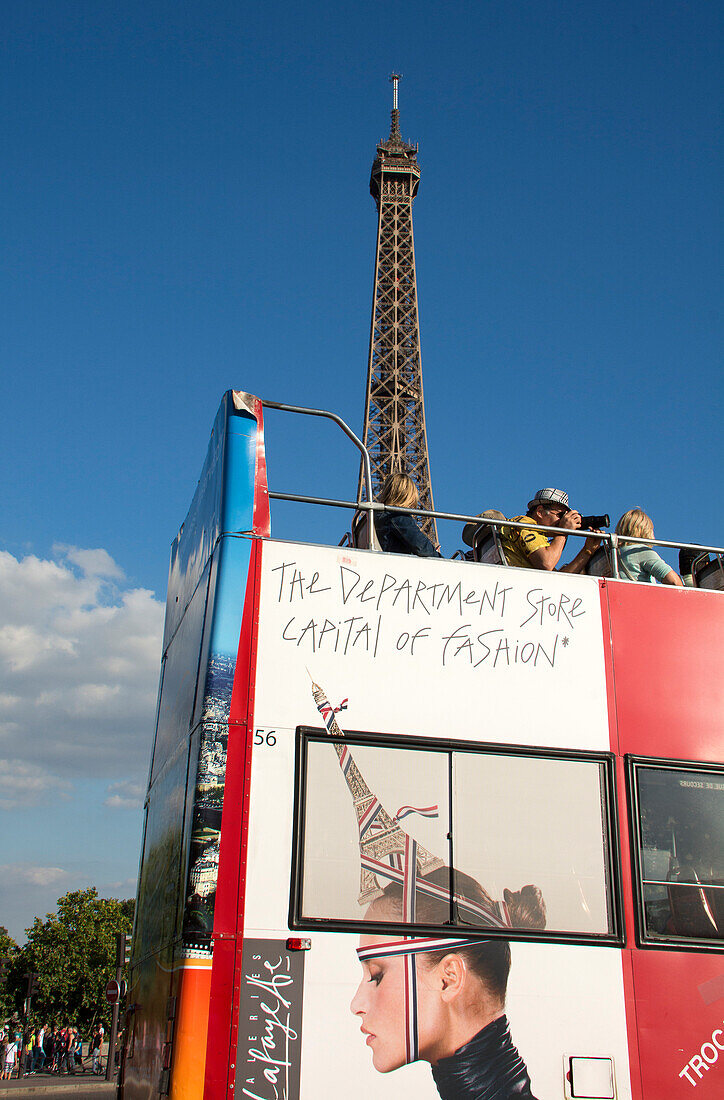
[270,560,589,671]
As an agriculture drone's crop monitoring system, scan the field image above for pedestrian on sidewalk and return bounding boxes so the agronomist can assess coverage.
[2,1035,17,1079]
[22,1030,33,1075]
[90,1024,103,1074]
[32,1023,46,1073]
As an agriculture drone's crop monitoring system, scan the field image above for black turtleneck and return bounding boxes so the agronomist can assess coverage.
[431,1015,539,1100]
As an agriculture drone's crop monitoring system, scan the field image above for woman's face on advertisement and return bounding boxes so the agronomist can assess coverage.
[350,932,447,1073]
[350,935,407,1072]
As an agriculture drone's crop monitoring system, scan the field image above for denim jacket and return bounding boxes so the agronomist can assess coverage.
[375,512,440,557]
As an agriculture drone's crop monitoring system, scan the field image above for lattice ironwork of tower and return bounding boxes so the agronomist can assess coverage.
[358,75,438,542]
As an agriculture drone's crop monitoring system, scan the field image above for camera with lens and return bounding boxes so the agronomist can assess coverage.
[577,513,610,531]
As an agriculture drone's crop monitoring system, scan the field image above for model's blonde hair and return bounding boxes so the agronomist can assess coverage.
[616,508,654,541]
[378,472,419,510]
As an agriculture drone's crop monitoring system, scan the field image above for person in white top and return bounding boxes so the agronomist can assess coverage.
[2,1036,18,1079]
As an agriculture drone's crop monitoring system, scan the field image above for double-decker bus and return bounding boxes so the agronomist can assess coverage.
[120,390,724,1100]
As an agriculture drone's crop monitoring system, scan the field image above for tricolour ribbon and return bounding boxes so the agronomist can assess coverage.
[311,678,511,1065]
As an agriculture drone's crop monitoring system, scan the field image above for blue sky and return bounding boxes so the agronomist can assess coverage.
[1,1,721,940]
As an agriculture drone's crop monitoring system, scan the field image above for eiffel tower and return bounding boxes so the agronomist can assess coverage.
[311,680,443,906]
[358,75,438,542]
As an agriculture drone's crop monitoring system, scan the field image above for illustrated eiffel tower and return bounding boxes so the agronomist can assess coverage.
[358,75,438,543]
[311,680,443,905]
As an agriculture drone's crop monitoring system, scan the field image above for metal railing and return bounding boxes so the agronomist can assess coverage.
[260,399,724,579]
[261,399,375,549]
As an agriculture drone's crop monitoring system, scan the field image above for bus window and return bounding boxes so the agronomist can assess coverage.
[293,730,620,944]
[452,750,616,937]
[297,736,449,926]
[630,761,724,946]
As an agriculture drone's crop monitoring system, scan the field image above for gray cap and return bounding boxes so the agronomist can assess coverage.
[462,509,506,547]
[528,487,570,511]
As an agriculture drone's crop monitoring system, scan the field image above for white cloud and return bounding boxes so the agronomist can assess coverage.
[0,760,71,809]
[0,864,69,887]
[55,546,125,580]
[105,780,145,810]
[102,878,138,894]
[0,547,164,802]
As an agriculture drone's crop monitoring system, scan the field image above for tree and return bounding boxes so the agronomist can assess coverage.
[13,889,134,1032]
[0,926,19,1024]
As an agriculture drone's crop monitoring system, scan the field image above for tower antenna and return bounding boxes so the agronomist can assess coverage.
[388,72,402,140]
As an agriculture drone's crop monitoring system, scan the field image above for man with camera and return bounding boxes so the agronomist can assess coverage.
[501,488,602,573]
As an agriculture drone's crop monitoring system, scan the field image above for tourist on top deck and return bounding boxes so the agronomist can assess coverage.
[375,472,441,558]
[500,488,601,573]
[615,509,683,586]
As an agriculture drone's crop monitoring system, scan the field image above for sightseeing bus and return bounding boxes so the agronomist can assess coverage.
[120,390,724,1100]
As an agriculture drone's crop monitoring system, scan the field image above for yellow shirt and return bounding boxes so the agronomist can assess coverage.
[501,515,550,568]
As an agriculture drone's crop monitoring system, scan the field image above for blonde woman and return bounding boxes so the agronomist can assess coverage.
[615,509,683,586]
[375,472,441,558]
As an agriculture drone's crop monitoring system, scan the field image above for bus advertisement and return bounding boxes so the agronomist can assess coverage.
[119,391,724,1100]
